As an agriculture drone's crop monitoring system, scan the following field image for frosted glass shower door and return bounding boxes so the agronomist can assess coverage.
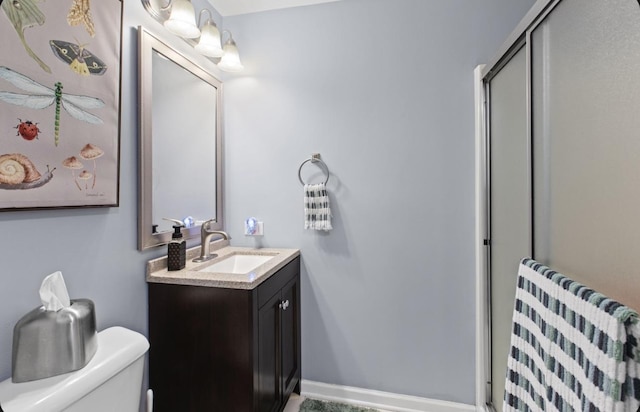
[531,0,640,310]
[487,45,531,411]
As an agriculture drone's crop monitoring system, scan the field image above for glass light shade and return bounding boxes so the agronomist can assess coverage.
[194,21,223,57]
[218,38,244,72]
[163,0,200,38]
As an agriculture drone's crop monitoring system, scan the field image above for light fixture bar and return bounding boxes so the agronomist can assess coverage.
[141,0,171,21]
[140,0,243,72]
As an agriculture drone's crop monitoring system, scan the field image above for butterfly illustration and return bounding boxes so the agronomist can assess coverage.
[1,0,51,73]
[50,40,107,76]
[0,66,104,146]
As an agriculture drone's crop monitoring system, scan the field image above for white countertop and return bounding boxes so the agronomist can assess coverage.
[146,240,300,290]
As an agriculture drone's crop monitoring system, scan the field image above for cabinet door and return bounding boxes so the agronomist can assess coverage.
[257,292,282,412]
[280,276,300,399]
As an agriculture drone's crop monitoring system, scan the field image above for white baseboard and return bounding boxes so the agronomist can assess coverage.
[300,380,476,412]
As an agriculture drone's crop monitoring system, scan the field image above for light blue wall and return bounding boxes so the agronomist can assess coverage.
[0,0,533,407]
[222,0,534,404]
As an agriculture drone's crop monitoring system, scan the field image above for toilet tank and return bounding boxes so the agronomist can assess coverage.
[0,327,149,412]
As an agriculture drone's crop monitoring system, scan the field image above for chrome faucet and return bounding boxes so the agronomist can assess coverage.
[192,219,230,263]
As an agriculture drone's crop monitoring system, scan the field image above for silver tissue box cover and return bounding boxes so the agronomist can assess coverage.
[12,299,97,383]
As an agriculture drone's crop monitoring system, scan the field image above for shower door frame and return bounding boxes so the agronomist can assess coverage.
[474,0,561,411]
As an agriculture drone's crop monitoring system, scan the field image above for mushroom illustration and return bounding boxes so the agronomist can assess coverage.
[79,143,104,189]
[62,156,84,190]
[78,170,92,190]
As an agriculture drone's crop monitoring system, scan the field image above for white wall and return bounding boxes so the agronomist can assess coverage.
[0,0,533,407]
[222,0,534,404]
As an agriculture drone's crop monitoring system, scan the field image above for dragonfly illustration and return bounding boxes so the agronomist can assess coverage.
[0,66,104,146]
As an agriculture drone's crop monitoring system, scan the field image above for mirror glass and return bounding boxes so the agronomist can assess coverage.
[151,50,217,231]
[138,28,223,250]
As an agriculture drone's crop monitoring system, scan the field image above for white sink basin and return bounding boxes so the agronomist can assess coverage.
[198,254,275,274]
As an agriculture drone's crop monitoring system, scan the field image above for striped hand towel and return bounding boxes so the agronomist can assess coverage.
[504,258,640,412]
[304,183,332,231]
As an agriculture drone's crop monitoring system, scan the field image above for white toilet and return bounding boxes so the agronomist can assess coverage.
[0,326,149,412]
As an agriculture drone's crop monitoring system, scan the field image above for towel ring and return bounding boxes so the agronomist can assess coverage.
[298,154,330,185]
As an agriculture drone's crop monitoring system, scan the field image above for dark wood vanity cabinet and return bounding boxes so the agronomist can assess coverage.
[148,257,301,412]
[257,274,300,412]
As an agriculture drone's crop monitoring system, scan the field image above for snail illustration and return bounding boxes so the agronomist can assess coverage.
[0,153,55,190]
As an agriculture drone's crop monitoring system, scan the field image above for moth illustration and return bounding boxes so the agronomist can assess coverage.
[0,66,104,146]
[50,40,107,76]
[1,0,51,73]
[67,0,95,37]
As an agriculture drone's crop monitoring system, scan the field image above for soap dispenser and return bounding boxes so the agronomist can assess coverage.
[164,218,186,271]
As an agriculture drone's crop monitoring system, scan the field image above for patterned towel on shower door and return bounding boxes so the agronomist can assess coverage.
[504,258,640,412]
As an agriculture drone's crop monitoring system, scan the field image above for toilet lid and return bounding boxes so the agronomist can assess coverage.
[0,327,148,412]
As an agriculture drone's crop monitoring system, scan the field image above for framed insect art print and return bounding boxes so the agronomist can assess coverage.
[0,0,122,210]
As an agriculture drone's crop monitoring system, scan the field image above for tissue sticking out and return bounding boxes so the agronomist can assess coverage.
[39,271,71,311]
[12,271,97,382]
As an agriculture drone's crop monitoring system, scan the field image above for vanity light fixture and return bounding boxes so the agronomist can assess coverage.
[217,31,244,72]
[163,0,200,38]
[141,0,243,71]
[194,10,223,58]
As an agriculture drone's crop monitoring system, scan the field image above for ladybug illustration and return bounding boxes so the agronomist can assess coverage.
[15,119,41,141]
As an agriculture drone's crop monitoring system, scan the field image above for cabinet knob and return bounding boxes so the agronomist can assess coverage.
[281,300,290,310]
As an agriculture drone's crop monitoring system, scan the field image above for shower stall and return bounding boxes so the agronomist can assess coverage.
[475,0,640,410]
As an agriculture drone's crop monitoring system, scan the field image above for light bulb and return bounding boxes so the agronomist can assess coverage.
[164,0,200,38]
[218,36,244,72]
[195,20,223,57]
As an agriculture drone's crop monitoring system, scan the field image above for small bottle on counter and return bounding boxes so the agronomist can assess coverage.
[167,224,186,271]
